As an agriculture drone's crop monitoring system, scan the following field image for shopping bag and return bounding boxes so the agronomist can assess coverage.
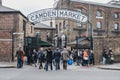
[68,59,73,65]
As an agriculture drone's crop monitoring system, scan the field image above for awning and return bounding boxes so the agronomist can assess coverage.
[67,37,90,49]
[39,41,53,47]
[67,37,90,45]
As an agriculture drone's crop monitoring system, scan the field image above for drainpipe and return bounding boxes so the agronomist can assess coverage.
[12,30,14,62]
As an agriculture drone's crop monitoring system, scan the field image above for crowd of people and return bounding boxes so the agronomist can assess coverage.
[15,47,115,70]
[15,47,95,70]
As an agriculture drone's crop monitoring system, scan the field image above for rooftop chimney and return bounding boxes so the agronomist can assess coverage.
[0,0,2,5]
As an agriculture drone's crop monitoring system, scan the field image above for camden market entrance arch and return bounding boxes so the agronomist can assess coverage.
[27,8,92,49]
[27,8,87,24]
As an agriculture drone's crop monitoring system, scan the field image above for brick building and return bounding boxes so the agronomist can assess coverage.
[0,0,34,61]
[55,0,120,64]
[34,23,56,43]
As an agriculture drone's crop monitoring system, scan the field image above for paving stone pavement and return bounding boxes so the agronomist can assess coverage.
[0,62,120,71]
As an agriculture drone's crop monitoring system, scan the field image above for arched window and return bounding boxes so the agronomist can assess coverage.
[77,8,82,12]
[114,12,119,19]
[96,21,102,29]
[96,10,102,17]
[56,24,58,33]
[35,31,40,37]
[114,23,119,30]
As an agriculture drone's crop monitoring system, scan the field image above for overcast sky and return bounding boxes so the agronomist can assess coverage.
[3,0,111,16]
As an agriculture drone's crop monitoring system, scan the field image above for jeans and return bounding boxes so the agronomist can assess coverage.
[102,57,106,65]
[55,61,60,70]
[45,61,53,71]
[76,57,81,66]
[39,59,43,69]
[17,57,22,68]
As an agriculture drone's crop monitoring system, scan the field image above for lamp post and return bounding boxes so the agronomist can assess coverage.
[76,36,79,51]
[88,20,93,50]
[12,32,14,62]
[76,20,92,51]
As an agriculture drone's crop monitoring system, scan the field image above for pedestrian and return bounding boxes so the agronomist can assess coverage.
[32,49,38,67]
[102,49,108,65]
[76,49,82,66]
[83,49,89,66]
[108,48,114,64]
[45,48,53,71]
[15,47,24,68]
[61,48,69,70]
[73,49,77,62]
[38,48,44,69]
[21,50,25,66]
[89,50,94,65]
[54,48,61,70]
[27,50,32,65]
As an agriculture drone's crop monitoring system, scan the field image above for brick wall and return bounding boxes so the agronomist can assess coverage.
[0,12,34,61]
[0,41,12,61]
[93,36,120,64]
[0,13,15,61]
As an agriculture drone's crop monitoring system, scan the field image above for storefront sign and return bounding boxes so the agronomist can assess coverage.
[27,8,88,24]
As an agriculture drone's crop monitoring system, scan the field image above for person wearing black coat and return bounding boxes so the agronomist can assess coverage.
[89,50,94,65]
[15,47,24,68]
[54,48,61,70]
[45,48,53,71]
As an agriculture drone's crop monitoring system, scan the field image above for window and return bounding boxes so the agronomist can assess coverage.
[96,21,102,29]
[47,32,52,42]
[47,32,50,38]
[63,21,66,29]
[114,12,119,19]
[27,38,32,44]
[35,31,40,37]
[23,20,26,32]
[77,22,82,28]
[59,23,61,31]
[114,23,119,30]
[50,21,53,27]
[96,10,102,17]
[31,26,32,33]
[56,24,58,33]
[77,8,82,12]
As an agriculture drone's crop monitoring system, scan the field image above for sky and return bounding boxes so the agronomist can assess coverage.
[2,0,111,16]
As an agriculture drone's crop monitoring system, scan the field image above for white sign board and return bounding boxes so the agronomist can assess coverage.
[27,8,88,24]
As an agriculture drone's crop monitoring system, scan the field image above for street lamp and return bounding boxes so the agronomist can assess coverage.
[76,36,79,51]
[88,20,93,50]
[76,20,93,51]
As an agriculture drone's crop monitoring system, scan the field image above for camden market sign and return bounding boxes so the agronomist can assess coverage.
[27,8,88,24]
